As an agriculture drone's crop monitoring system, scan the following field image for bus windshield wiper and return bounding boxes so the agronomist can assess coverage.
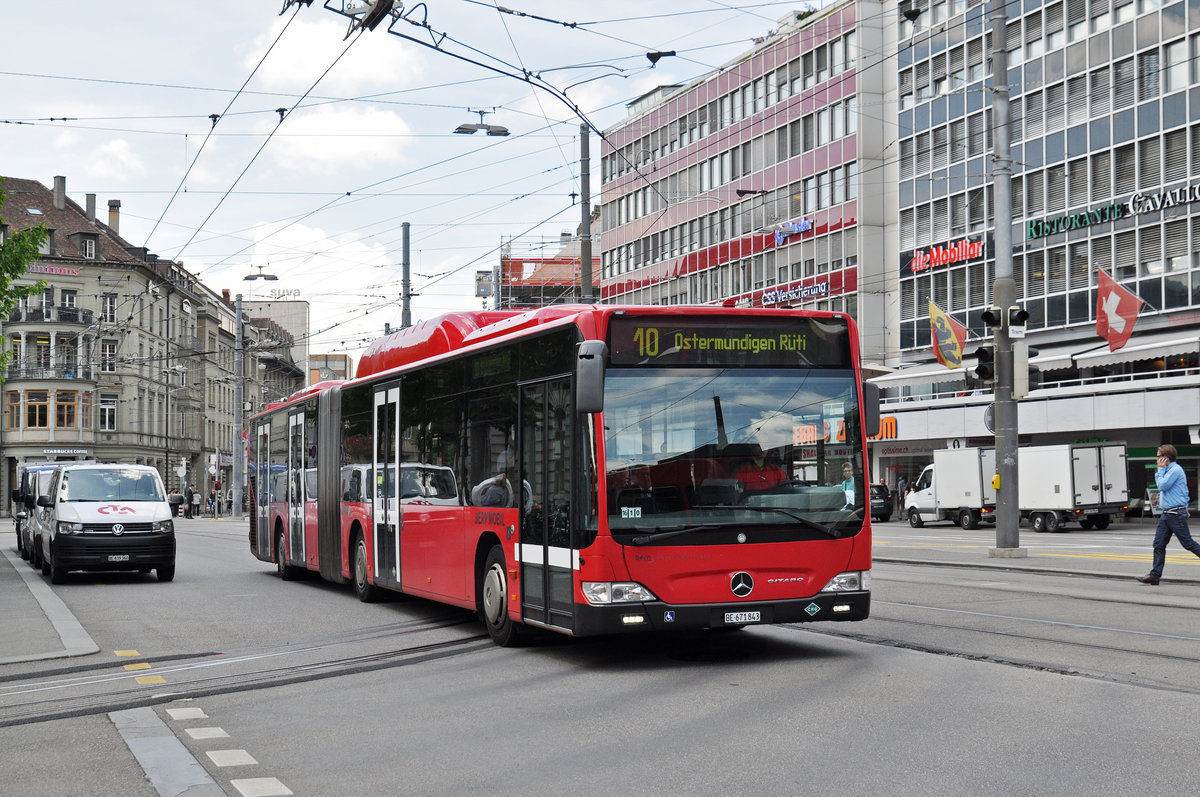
[629,525,724,546]
[708,505,840,537]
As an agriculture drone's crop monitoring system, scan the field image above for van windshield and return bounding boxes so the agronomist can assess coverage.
[61,469,165,502]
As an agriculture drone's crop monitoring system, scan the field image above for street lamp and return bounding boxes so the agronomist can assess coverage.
[454,108,510,136]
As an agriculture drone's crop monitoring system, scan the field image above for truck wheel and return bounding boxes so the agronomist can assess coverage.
[1031,513,1046,532]
[958,509,977,530]
[907,508,924,528]
[1079,517,1095,530]
[1045,512,1062,532]
[1092,515,1111,530]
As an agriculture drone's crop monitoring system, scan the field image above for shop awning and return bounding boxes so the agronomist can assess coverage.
[1072,332,1200,368]
[868,361,966,389]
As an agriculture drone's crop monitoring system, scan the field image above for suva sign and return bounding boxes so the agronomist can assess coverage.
[1026,184,1200,240]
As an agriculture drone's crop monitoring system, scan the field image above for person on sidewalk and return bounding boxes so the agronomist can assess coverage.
[1138,444,1200,585]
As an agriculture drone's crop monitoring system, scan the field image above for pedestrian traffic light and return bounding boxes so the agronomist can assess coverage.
[972,346,996,382]
[980,306,1004,328]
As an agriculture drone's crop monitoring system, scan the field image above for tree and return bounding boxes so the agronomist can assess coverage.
[0,177,49,377]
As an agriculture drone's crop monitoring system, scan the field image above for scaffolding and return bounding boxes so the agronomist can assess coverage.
[496,233,598,309]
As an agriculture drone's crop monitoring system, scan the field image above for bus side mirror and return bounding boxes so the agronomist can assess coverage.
[576,341,607,414]
[862,381,881,438]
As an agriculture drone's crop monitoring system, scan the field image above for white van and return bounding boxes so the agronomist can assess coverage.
[36,463,184,584]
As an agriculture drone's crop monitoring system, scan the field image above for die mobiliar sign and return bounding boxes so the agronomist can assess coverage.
[904,236,986,276]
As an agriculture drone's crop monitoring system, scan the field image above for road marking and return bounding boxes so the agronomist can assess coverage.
[109,707,224,797]
[114,649,140,657]
[123,662,151,671]
[166,707,209,721]
[231,777,294,797]
[186,727,231,740]
[208,749,258,767]
[136,675,167,685]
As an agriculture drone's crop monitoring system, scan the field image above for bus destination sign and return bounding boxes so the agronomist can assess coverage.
[607,316,850,367]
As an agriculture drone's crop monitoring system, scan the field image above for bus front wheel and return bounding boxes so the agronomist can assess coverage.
[479,545,527,647]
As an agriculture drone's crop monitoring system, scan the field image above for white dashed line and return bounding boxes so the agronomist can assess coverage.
[207,749,259,767]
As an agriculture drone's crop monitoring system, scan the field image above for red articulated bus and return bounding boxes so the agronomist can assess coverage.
[248,305,880,645]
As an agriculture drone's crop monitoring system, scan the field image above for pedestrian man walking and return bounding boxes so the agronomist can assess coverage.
[1138,444,1200,585]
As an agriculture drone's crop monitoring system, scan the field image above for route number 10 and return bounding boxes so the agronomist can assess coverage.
[632,326,659,357]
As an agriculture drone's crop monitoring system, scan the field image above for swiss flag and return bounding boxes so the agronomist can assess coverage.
[1095,269,1142,351]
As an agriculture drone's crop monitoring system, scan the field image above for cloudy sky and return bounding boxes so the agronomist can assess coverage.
[1,1,809,362]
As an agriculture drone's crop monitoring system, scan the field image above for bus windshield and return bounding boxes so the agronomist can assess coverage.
[603,367,865,536]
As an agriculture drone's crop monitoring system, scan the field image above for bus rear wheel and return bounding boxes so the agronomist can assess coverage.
[354,533,382,603]
[479,545,527,647]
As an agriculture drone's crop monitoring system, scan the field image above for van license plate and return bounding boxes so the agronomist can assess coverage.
[724,611,761,624]
[108,554,130,562]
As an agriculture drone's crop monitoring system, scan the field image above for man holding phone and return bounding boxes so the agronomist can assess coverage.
[1137,444,1200,585]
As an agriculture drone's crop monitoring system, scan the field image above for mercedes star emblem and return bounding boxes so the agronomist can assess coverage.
[730,571,754,597]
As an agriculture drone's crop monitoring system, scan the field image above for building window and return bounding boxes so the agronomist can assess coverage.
[84,238,96,259]
[61,289,76,309]
[26,390,49,429]
[5,391,18,430]
[80,391,92,430]
[100,340,117,372]
[101,294,117,323]
[56,390,77,429]
[99,394,117,432]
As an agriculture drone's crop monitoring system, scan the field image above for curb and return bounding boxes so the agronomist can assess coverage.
[0,547,99,664]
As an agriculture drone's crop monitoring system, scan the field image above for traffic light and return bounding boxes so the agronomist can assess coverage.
[1008,306,1029,327]
[972,346,996,382]
[980,306,1004,328]
[1014,343,1041,400]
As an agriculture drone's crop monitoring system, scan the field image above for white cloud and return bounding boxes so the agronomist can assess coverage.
[85,139,147,180]
[255,104,412,174]
[245,15,426,96]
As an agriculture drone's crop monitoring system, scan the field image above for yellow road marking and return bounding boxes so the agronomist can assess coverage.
[114,650,140,657]
[136,675,167,685]
[123,662,152,671]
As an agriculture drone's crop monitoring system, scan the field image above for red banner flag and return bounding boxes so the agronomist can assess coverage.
[929,301,967,368]
[1095,269,1142,351]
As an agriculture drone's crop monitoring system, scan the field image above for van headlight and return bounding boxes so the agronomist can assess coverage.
[582,581,657,605]
[820,571,870,592]
[57,521,84,535]
[152,520,174,534]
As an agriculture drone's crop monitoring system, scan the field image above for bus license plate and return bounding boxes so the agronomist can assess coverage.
[725,611,761,624]
[108,554,130,562]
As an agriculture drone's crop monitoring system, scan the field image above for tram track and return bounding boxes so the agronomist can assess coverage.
[791,600,1200,696]
[0,617,491,729]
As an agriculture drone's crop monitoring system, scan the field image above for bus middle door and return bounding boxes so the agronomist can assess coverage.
[373,384,401,590]
[520,378,575,632]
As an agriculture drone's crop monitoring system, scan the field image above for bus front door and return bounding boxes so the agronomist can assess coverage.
[287,413,305,567]
[373,384,401,590]
[520,378,575,632]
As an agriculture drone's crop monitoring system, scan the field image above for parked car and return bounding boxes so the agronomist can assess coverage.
[12,463,60,566]
[870,483,892,522]
[36,463,184,583]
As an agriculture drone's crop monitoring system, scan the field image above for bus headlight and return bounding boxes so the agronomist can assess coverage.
[57,521,84,535]
[820,571,870,592]
[152,520,174,534]
[582,581,657,605]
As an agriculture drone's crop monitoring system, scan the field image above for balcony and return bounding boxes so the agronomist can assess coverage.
[7,306,95,325]
[5,363,96,381]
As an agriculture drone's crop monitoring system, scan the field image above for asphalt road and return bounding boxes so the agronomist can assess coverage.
[3,516,1199,795]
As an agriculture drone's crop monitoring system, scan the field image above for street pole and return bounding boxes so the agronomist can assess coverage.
[233,293,244,519]
[579,122,594,303]
[989,2,1024,557]
[401,222,412,328]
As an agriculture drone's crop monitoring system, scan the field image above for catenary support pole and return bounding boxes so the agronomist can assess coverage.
[401,222,412,328]
[989,2,1024,557]
[580,122,594,303]
[233,293,244,519]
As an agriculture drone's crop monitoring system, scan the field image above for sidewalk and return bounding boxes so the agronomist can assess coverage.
[0,545,98,664]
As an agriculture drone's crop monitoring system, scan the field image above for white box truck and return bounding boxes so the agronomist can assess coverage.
[1018,443,1128,532]
[903,447,997,529]
[904,443,1128,531]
